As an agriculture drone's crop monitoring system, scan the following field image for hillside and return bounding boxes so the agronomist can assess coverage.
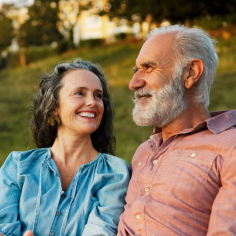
[0,40,236,166]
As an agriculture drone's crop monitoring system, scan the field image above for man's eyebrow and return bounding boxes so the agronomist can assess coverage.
[133,61,158,73]
[141,61,157,67]
[133,66,138,73]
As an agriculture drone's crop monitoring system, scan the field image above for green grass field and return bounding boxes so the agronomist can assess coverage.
[0,39,236,166]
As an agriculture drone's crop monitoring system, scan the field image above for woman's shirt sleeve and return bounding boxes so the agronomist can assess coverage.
[0,152,22,236]
[81,155,130,236]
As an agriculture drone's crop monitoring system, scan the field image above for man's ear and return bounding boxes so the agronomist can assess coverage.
[184,59,204,89]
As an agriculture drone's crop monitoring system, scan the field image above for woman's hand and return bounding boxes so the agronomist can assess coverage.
[23,230,34,236]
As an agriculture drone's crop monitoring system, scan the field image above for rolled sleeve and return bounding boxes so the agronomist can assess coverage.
[207,146,236,235]
[0,152,21,236]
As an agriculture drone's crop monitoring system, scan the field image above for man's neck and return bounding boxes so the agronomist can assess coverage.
[161,105,210,142]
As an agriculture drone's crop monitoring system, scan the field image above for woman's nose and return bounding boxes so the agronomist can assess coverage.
[85,95,96,107]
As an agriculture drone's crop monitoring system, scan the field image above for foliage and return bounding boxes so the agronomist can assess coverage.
[79,38,105,47]
[8,45,59,67]
[104,0,236,27]
[19,0,63,47]
[0,13,14,52]
[115,32,127,41]
[58,0,94,49]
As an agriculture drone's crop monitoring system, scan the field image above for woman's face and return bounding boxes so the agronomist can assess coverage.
[55,69,104,136]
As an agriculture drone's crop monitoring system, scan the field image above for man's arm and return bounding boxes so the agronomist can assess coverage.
[207,146,236,235]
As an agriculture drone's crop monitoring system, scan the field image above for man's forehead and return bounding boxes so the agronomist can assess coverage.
[135,33,175,65]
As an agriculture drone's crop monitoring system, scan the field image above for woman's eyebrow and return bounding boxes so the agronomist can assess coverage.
[73,87,103,93]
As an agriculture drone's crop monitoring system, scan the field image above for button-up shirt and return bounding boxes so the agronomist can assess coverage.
[0,148,130,236]
[118,110,236,236]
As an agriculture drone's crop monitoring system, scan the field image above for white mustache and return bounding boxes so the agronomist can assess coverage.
[133,88,155,103]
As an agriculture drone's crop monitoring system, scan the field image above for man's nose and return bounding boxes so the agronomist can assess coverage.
[129,72,146,91]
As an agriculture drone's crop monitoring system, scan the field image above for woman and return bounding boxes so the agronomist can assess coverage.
[0,59,130,236]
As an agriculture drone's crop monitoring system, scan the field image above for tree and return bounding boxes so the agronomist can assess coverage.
[19,0,63,47]
[0,12,14,52]
[58,0,93,49]
[102,0,236,31]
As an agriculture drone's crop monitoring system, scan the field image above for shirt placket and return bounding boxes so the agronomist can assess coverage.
[133,136,181,235]
[33,159,62,236]
[59,175,79,236]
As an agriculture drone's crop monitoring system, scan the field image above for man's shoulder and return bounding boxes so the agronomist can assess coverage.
[130,139,153,169]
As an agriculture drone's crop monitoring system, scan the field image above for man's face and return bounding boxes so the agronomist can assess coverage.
[130,33,188,128]
[130,33,176,93]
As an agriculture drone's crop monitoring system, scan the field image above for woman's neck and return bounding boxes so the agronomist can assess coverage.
[50,131,98,166]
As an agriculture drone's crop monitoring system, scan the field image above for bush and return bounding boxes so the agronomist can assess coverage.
[79,39,105,47]
[57,40,69,54]
[8,45,58,67]
[115,33,127,41]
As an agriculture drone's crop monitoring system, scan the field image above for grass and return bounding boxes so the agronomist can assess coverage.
[0,38,236,166]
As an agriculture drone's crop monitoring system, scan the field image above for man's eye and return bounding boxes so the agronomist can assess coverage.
[75,91,83,96]
[146,67,153,72]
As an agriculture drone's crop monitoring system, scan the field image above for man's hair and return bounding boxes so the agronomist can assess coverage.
[146,25,218,107]
[30,58,116,155]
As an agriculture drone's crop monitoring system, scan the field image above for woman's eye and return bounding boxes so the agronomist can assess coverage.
[95,93,103,99]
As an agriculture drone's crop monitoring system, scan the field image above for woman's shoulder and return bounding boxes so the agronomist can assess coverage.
[2,148,50,170]
[98,153,130,175]
[90,153,130,190]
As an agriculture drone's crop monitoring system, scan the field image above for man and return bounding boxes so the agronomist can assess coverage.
[118,25,236,235]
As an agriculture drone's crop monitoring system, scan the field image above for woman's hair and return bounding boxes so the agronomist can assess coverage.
[30,58,116,155]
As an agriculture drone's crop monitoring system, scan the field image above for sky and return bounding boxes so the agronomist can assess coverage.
[0,0,34,7]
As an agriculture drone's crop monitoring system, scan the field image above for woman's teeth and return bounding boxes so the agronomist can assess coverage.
[78,112,95,118]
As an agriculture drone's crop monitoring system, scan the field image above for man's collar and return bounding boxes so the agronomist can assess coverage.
[152,110,236,136]
[206,110,236,134]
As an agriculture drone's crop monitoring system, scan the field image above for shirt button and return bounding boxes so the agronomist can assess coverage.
[191,153,197,157]
[144,187,149,192]
[56,211,60,215]
[136,214,141,220]
[153,160,157,164]
[138,162,141,166]
[49,231,54,236]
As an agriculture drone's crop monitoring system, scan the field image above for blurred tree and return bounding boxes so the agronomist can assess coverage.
[58,0,93,49]
[102,0,236,30]
[0,12,14,52]
[19,0,63,47]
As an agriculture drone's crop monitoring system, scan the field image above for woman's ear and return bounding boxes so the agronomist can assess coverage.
[51,109,58,116]
[184,59,204,89]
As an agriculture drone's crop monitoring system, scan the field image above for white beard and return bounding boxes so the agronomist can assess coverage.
[132,71,188,128]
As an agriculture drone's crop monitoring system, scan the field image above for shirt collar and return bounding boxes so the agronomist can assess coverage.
[42,148,52,164]
[152,109,236,136]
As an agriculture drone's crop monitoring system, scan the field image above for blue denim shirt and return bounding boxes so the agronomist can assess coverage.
[0,148,130,236]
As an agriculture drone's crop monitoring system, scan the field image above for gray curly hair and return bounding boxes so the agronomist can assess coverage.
[30,58,115,154]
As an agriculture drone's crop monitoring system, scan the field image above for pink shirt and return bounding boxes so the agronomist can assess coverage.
[118,110,236,236]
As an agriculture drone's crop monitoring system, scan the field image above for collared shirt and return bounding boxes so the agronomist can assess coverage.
[118,110,236,236]
[0,148,130,236]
